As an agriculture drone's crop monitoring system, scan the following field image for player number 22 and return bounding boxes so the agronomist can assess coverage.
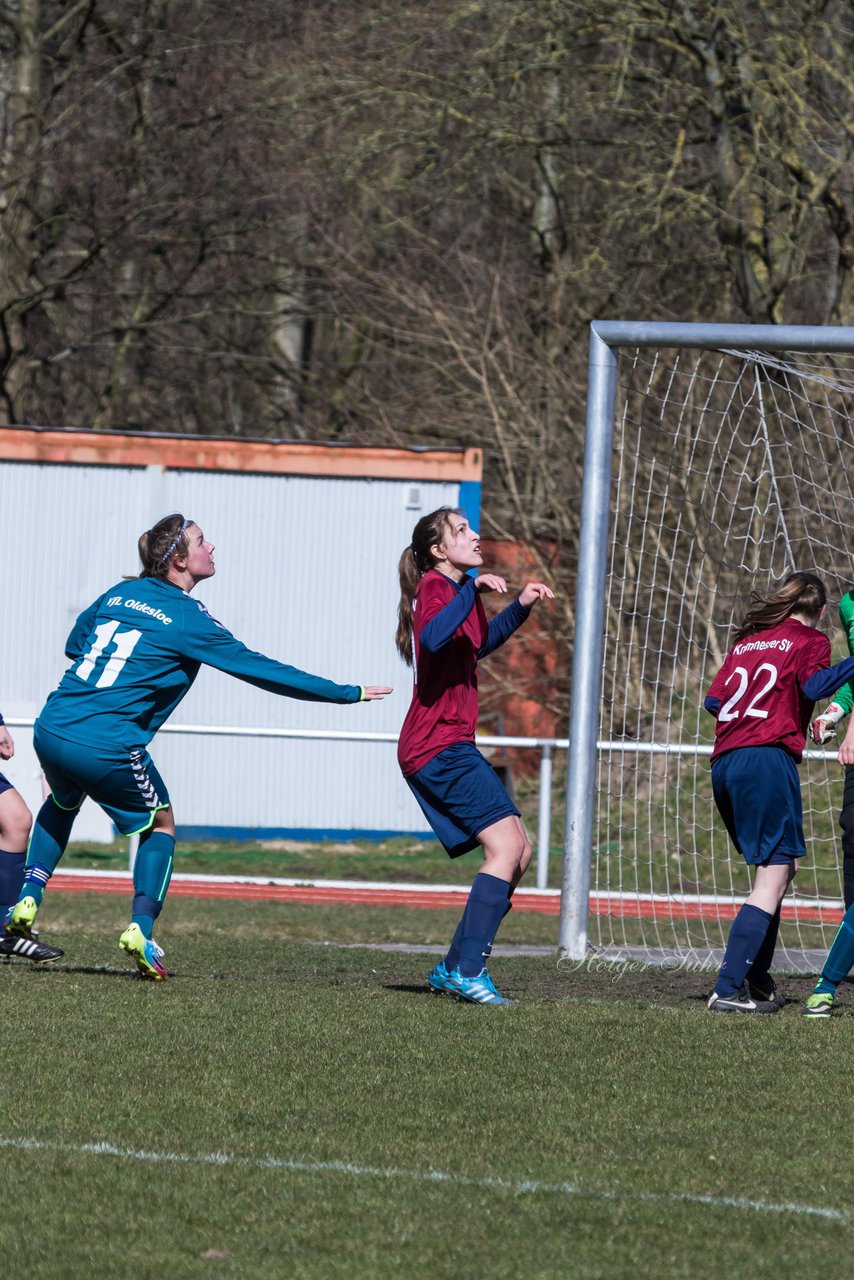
[717,662,778,722]
[75,621,142,689]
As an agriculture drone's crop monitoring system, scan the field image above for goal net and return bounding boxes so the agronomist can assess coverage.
[562,324,854,970]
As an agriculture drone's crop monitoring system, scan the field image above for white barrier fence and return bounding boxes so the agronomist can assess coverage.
[6,718,840,909]
[4,719,568,888]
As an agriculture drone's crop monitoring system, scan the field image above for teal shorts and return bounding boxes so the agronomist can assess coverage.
[34,721,170,836]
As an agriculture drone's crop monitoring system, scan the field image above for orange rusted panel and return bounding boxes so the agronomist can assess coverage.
[0,427,482,481]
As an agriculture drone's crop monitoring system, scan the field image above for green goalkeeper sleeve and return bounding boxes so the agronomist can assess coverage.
[830,590,854,718]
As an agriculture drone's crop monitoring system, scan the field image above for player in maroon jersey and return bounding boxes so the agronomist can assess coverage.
[704,572,854,1013]
[396,507,553,1005]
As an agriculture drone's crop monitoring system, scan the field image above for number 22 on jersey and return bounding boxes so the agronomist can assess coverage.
[75,621,142,689]
[717,662,777,722]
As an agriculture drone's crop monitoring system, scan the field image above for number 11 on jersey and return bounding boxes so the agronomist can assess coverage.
[76,621,142,688]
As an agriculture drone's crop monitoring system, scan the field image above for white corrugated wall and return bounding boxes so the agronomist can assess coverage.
[1,459,463,840]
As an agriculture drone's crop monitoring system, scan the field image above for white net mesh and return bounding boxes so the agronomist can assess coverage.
[593,346,854,970]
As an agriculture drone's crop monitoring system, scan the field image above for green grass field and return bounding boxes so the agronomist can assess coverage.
[4,892,854,1280]
[62,834,481,884]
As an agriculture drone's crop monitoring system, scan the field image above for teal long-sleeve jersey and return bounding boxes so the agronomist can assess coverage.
[38,577,362,752]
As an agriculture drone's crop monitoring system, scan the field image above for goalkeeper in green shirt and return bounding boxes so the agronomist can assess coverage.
[809,587,854,908]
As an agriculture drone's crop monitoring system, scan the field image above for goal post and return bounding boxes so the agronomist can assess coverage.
[559,321,854,965]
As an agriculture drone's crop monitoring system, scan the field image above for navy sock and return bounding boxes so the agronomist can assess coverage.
[0,849,26,922]
[747,905,781,986]
[444,915,465,973]
[457,873,512,978]
[714,903,773,998]
[19,797,79,906]
[445,887,514,972]
[819,903,854,990]
[131,831,175,938]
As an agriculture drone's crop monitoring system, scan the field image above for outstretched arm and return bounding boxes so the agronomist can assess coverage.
[802,654,854,704]
[360,686,393,701]
[177,602,390,704]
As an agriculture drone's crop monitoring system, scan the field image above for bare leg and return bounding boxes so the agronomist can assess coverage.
[0,787,33,853]
[477,814,531,885]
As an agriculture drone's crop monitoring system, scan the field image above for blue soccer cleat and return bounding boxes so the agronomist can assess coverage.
[119,923,168,981]
[427,960,456,994]
[447,967,515,1006]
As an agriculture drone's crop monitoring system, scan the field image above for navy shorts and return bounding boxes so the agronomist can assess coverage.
[0,770,14,798]
[34,722,170,837]
[405,742,520,858]
[711,746,806,867]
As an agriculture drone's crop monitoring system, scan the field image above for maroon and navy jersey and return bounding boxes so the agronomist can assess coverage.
[705,618,830,762]
[397,570,487,776]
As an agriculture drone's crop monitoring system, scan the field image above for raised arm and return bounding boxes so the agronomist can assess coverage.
[478,582,553,659]
[419,577,479,653]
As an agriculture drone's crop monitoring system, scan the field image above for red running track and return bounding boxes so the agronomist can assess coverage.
[52,874,556,913]
[49,872,845,926]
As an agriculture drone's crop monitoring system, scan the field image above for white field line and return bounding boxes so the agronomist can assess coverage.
[0,1135,846,1223]
[49,868,844,910]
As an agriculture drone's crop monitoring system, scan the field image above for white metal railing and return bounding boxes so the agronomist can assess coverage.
[4,716,838,889]
[4,717,568,887]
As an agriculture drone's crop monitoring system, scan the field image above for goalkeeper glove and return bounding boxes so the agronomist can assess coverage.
[809,702,846,745]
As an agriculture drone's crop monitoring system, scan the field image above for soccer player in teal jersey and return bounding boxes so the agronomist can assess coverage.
[809,585,854,908]
[5,514,391,979]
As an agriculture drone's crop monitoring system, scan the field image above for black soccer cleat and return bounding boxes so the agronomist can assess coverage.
[707,988,780,1014]
[0,929,63,964]
[747,976,783,1007]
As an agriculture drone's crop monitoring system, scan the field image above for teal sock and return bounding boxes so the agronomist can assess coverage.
[131,831,175,938]
[817,903,854,991]
[19,797,79,906]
